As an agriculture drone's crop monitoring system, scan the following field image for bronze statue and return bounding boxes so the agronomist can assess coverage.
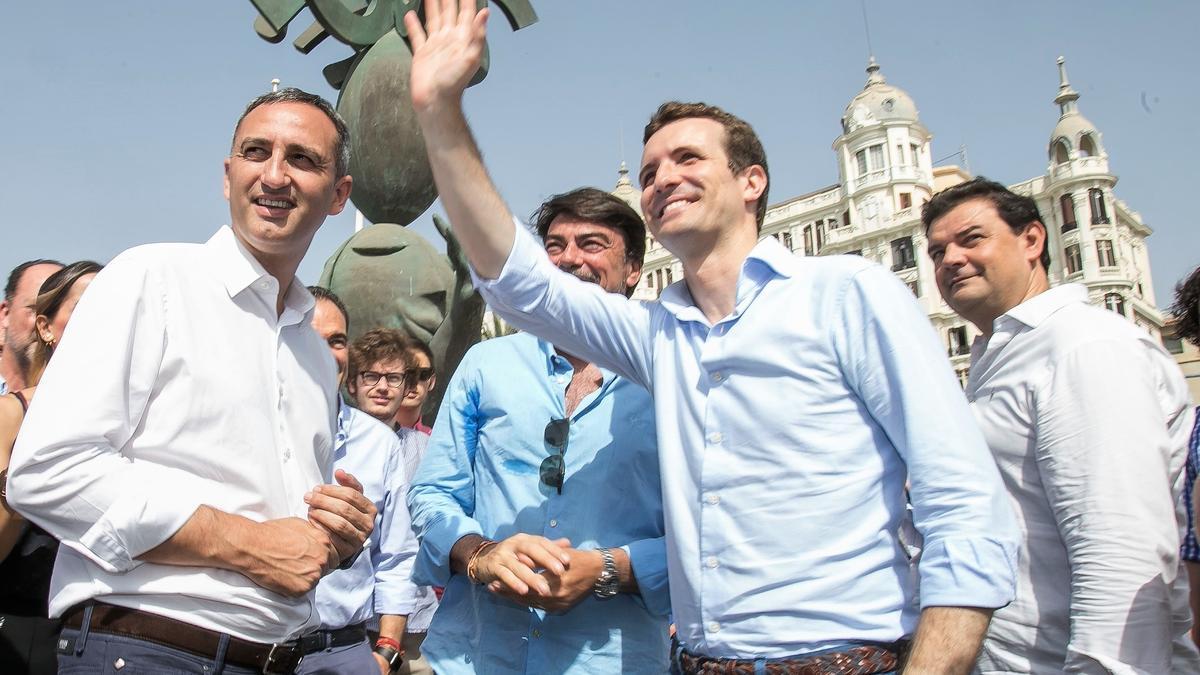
[246,0,537,416]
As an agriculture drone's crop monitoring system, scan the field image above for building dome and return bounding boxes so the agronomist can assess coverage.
[611,161,641,214]
[842,58,919,132]
[1049,56,1103,161]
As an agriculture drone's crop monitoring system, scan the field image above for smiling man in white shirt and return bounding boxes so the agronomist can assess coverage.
[925,177,1200,673]
[7,88,376,675]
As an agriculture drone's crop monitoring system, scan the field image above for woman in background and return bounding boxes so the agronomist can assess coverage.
[0,260,102,674]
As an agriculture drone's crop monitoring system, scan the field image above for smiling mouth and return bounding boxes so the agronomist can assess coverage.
[254,197,295,210]
[657,200,690,219]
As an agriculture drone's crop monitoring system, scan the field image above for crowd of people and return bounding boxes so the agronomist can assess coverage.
[1,1,1199,673]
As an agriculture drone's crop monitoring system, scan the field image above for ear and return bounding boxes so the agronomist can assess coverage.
[328,175,354,216]
[623,257,645,291]
[35,315,54,344]
[740,164,767,206]
[1023,220,1047,265]
[346,377,358,397]
[223,156,232,201]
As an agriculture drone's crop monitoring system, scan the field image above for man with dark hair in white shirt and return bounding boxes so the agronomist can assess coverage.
[6,88,377,674]
[925,176,1200,673]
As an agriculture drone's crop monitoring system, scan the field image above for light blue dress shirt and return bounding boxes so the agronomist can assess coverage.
[474,225,1020,659]
[314,402,421,629]
[408,332,670,674]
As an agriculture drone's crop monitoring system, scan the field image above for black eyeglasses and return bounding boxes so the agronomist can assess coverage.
[358,371,407,389]
[405,367,435,383]
[540,418,570,494]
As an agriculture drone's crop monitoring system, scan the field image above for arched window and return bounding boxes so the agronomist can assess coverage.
[1089,188,1109,223]
[1104,293,1126,316]
[1053,139,1070,164]
[1060,194,1077,232]
[1079,134,1097,157]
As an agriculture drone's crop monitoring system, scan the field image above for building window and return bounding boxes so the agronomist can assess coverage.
[1079,134,1097,157]
[1104,293,1126,316]
[948,325,969,356]
[1089,188,1109,223]
[896,144,905,166]
[891,236,916,271]
[1096,239,1116,267]
[911,143,920,167]
[1064,244,1082,274]
[666,267,674,285]
[855,143,886,176]
[899,192,912,210]
[827,216,839,230]
[1060,194,1077,232]
[843,209,851,226]
[655,269,664,294]
[815,221,825,252]
[1053,139,1070,164]
[803,225,814,256]
[782,231,793,251]
[1164,336,1185,355]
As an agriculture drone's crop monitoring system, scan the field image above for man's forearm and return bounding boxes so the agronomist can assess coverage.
[138,505,247,569]
[378,614,407,644]
[416,103,515,280]
[904,606,991,673]
[448,533,487,576]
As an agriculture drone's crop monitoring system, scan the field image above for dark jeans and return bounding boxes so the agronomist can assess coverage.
[0,613,61,674]
[294,639,377,674]
[57,627,262,674]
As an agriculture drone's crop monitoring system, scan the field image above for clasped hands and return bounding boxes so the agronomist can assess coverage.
[247,469,377,597]
[472,534,606,613]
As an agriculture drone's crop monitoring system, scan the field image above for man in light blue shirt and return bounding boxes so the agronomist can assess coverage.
[301,287,425,675]
[408,188,670,674]
[403,3,1019,673]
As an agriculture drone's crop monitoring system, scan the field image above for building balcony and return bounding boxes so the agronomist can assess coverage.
[891,259,917,272]
[1050,156,1109,181]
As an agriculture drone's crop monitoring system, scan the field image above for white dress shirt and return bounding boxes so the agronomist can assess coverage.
[967,284,1200,674]
[8,226,338,643]
[474,225,1019,658]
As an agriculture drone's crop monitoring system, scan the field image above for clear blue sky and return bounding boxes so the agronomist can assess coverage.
[2,2,1196,309]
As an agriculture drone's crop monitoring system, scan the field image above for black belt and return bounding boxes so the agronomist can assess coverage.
[63,602,304,674]
[298,622,368,654]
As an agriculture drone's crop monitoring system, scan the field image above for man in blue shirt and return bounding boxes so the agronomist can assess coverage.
[407,187,670,674]
[1168,265,1200,649]
[301,287,424,675]
[402,3,1019,673]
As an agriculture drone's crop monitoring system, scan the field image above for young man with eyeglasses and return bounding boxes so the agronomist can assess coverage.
[348,329,415,428]
[393,340,435,435]
[407,187,670,674]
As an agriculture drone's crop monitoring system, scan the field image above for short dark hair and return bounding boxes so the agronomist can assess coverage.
[6,259,64,303]
[531,187,647,293]
[921,177,1051,270]
[348,328,412,385]
[402,335,435,372]
[1170,266,1200,347]
[308,285,350,333]
[232,87,351,178]
[643,101,770,230]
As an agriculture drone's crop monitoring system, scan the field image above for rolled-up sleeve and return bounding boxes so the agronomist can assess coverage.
[832,264,1019,609]
[8,255,216,572]
[471,220,654,389]
[407,351,486,587]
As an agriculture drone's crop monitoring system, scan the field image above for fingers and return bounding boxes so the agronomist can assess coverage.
[492,562,535,596]
[334,468,364,493]
[403,11,426,50]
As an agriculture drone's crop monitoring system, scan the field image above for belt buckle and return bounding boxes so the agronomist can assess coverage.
[263,641,302,674]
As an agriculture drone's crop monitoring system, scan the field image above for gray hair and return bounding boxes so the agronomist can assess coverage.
[231,87,351,178]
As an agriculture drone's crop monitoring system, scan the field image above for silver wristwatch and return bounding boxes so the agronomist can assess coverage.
[593,547,619,600]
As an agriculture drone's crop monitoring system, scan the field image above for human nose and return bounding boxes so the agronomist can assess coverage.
[261,154,290,190]
[654,161,682,193]
[557,242,585,268]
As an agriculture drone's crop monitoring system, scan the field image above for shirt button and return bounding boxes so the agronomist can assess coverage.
[549,519,558,528]
[705,494,720,506]
[531,629,542,638]
[283,448,292,461]
[708,621,720,633]
[706,556,719,569]
[711,371,724,383]
[708,432,723,444]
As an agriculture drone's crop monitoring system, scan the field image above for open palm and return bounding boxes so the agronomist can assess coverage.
[405,0,490,111]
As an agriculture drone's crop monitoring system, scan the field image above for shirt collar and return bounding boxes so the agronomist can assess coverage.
[997,283,1087,330]
[531,333,617,384]
[205,226,315,319]
[658,236,794,323]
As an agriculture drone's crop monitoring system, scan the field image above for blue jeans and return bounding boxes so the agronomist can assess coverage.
[57,627,261,674]
[294,638,377,674]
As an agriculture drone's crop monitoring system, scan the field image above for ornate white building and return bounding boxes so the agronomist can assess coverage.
[617,57,1165,384]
